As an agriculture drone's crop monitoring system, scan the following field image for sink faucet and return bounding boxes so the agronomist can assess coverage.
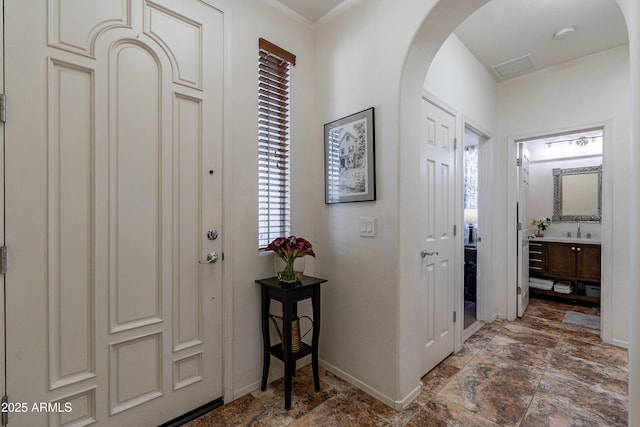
[576,222,581,239]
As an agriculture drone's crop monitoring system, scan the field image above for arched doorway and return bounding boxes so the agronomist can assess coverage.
[397,1,638,422]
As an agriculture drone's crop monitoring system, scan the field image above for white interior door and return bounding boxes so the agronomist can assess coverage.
[517,143,531,317]
[419,97,456,375]
[4,0,224,425]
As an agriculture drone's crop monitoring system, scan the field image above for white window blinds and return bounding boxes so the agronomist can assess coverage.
[258,38,296,249]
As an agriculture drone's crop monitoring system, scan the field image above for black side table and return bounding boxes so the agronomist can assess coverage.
[255,275,327,410]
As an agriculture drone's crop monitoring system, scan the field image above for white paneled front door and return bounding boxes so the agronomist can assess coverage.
[419,96,456,375]
[4,0,224,425]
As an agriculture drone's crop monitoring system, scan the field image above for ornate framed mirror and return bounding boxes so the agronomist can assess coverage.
[552,165,602,222]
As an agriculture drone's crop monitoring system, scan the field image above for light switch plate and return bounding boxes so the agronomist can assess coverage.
[360,217,376,237]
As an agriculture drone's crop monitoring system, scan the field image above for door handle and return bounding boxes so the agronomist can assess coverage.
[420,250,439,258]
[199,252,219,264]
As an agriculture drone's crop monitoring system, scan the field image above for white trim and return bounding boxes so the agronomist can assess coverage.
[611,339,629,349]
[232,380,262,401]
[0,0,5,398]
[463,321,485,341]
[320,359,403,410]
[215,1,235,404]
[394,383,423,411]
[506,121,612,343]
[462,117,493,324]
[600,121,614,345]
[231,355,312,402]
[507,135,518,321]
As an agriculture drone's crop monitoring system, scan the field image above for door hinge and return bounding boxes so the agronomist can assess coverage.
[1,396,8,425]
[453,224,457,236]
[454,137,457,150]
[518,222,523,231]
[517,286,522,295]
[0,94,6,123]
[453,311,457,323]
[0,246,7,274]
[516,158,522,167]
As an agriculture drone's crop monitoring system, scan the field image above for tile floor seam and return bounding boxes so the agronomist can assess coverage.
[518,358,552,426]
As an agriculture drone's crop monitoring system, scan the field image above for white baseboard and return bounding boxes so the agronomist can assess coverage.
[232,379,262,401]
[231,355,311,402]
[611,338,629,349]
[233,356,423,411]
[394,382,422,411]
[319,359,420,411]
[463,321,485,341]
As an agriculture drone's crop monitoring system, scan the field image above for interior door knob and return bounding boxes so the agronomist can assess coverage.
[199,252,219,264]
[420,250,439,258]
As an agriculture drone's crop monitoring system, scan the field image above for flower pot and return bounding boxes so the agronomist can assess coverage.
[274,256,305,283]
[535,230,544,237]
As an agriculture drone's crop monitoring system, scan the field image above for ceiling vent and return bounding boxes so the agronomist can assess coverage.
[492,54,536,79]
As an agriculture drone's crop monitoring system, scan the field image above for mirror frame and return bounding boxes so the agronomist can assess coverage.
[552,165,602,222]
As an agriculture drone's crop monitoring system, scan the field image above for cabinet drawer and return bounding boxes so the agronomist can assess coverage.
[529,241,547,274]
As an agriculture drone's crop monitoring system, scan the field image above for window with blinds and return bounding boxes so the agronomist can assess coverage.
[258,39,296,250]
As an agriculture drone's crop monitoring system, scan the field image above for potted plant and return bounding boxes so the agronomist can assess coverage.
[531,217,551,237]
[266,236,315,282]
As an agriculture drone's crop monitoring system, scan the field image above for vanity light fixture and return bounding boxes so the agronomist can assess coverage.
[546,136,596,148]
[553,27,576,40]
[575,136,589,147]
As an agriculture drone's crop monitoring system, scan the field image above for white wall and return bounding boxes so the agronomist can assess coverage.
[528,156,603,239]
[423,32,498,326]
[616,0,640,423]
[312,0,639,416]
[227,0,316,398]
[424,33,497,133]
[223,0,640,416]
[497,45,630,343]
[312,0,457,407]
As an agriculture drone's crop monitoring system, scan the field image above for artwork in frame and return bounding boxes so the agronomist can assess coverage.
[324,107,376,204]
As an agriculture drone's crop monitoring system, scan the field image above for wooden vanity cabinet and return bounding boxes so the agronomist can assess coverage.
[529,240,601,302]
[546,243,575,277]
[575,244,602,282]
[546,242,601,281]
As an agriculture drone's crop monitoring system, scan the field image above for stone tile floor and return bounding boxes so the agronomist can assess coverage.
[186,297,627,426]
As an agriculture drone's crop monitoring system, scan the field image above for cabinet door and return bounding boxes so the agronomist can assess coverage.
[546,243,576,278]
[577,245,601,281]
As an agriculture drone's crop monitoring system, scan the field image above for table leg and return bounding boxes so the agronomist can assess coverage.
[260,288,270,391]
[282,299,293,410]
[291,303,298,376]
[311,284,321,391]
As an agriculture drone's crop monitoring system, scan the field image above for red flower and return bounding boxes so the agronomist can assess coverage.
[266,235,315,259]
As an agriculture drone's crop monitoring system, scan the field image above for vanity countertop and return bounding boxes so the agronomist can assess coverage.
[529,236,601,245]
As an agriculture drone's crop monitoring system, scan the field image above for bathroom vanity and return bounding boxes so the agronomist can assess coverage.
[529,237,601,303]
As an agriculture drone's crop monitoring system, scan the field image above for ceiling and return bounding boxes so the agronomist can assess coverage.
[276,0,628,80]
[275,0,346,23]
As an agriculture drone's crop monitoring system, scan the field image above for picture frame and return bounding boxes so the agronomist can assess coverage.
[324,107,376,204]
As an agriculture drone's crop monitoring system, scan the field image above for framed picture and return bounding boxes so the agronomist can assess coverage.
[324,107,376,204]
